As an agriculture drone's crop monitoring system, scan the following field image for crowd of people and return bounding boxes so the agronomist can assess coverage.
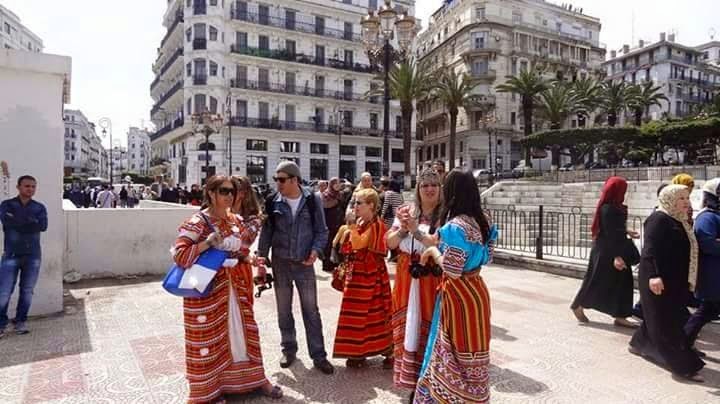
[63,179,206,208]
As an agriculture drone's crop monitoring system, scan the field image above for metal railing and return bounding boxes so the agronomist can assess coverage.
[230,79,378,103]
[533,165,720,184]
[150,81,183,116]
[230,8,361,42]
[489,205,645,262]
[229,45,377,74]
[160,10,184,48]
[228,116,399,138]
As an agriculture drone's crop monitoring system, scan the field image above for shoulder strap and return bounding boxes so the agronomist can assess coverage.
[198,212,217,233]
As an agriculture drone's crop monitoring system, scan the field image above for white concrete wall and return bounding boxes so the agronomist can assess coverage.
[0,49,71,316]
[64,203,197,278]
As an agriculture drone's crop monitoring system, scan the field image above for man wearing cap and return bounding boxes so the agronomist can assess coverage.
[258,161,334,374]
[685,178,720,354]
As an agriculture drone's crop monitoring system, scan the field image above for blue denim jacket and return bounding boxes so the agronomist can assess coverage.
[258,188,328,262]
[0,197,48,258]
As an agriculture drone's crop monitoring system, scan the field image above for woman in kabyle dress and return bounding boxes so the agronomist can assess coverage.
[173,175,282,403]
[415,170,498,404]
[386,169,443,389]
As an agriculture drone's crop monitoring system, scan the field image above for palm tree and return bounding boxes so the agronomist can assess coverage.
[535,81,581,167]
[571,77,603,127]
[496,67,548,167]
[599,80,631,127]
[428,67,481,170]
[626,81,668,126]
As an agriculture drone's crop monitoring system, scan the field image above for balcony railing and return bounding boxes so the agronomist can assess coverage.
[470,69,497,81]
[150,117,185,142]
[193,38,207,50]
[230,79,378,103]
[150,48,184,91]
[160,10,184,48]
[193,74,208,85]
[229,45,377,74]
[228,116,400,138]
[230,9,361,42]
[150,81,183,116]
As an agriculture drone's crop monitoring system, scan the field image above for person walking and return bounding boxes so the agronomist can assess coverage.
[0,175,48,338]
[684,178,720,355]
[672,173,696,225]
[386,169,442,389]
[189,184,203,206]
[414,169,498,403]
[161,182,180,204]
[571,176,639,327]
[126,186,137,208]
[119,186,128,208]
[173,175,282,402]
[380,179,404,229]
[321,178,344,273]
[332,188,393,369]
[257,161,335,375]
[629,185,705,382]
[96,184,115,209]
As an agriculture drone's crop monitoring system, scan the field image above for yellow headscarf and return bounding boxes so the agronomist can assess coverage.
[671,173,695,189]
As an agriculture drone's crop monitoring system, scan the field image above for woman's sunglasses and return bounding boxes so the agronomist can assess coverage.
[421,183,440,189]
[273,176,294,183]
[216,187,236,196]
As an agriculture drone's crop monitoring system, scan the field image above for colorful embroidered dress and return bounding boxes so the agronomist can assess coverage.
[414,215,498,404]
[333,218,393,359]
[390,216,442,388]
[174,212,266,404]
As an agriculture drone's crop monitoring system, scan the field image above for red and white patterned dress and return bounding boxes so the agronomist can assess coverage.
[173,212,266,404]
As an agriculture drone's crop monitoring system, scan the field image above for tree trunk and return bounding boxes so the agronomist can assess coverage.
[523,97,533,167]
[608,110,617,127]
[634,108,643,126]
[402,105,413,190]
[550,123,561,169]
[449,111,458,170]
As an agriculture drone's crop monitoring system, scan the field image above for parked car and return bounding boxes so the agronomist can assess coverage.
[559,163,575,171]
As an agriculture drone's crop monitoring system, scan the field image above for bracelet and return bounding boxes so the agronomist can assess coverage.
[412,230,425,240]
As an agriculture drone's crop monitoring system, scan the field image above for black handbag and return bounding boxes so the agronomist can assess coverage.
[622,238,640,267]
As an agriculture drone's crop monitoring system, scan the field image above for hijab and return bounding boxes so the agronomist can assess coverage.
[322,177,342,209]
[658,184,698,291]
[591,176,628,239]
[701,178,720,212]
[671,173,695,188]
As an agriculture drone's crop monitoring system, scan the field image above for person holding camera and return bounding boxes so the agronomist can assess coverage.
[386,169,442,389]
[332,188,393,369]
[414,169,498,403]
[173,175,282,403]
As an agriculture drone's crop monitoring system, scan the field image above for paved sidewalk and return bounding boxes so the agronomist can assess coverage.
[1,263,719,403]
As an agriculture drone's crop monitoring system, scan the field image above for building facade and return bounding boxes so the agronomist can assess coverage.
[0,4,42,52]
[603,33,720,121]
[415,0,604,171]
[126,127,152,175]
[149,0,416,186]
[63,109,107,179]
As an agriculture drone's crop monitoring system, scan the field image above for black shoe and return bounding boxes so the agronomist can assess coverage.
[280,353,296,368]
[691,347,707,358]
[313,359,335,375]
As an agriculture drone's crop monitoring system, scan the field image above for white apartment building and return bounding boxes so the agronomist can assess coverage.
[149,0,416,186]
[415,0,604,171]
[603,33,720,121]
[0,4,42,52]
[126,127,152,175]
[110,147,128,182]
[63,109,107,179]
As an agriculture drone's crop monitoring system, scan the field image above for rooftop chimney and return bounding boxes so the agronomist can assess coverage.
[623,44,629,53]
[668,33,675,42]
[639,39,645,48]
[660,32,666,42]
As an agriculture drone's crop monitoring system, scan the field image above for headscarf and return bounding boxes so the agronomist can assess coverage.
[322,177,342,209]
[701,178,720,212]
[671,173,695,188]
[658,184,698,291]
[591,176,628,239]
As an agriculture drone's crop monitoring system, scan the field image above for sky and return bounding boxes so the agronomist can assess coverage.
[3,0,719,147]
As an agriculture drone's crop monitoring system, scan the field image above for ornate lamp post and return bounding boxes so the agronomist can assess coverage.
[191,111,224,183]
[361,0,416,176]
[98,117,112,185]
[479,112,498,184]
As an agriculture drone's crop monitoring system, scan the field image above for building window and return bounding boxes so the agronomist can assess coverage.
[247,156,267,183]
[310,143,329,154]
[209,61,218,76]
[209,26,218,41]
[209,96,218,113]
[280,141,300,153]
[258,35,269,50]
[433,144,439,158]
[286,39,296,55]
[315,16,325,35]
[246,139,267,151]
[370,113,379,130]
[366,147,381,157]
[472,159,486,169]
[440,143,446,157]
[460,141,464,153]
[365,161,381,177]
[340,160,356,182]
[511,112,517,126]
[476,7,485,20]
[471,32,488,49]
[340,145,356,156]
[391,149,404,163]
[512,11,522,23]
[344,22,353,40]
[310,159,328,180]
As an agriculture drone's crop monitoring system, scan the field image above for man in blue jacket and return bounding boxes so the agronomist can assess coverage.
[258,161,334,374]
[685,178,720,354]
[0,175,48,338]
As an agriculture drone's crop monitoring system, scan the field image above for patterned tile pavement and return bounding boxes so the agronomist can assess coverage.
[1,263,719,403]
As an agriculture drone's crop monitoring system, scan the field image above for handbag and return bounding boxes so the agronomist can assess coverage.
[622,237,641,267]
[162,213,228,298]
[332,260,352,292]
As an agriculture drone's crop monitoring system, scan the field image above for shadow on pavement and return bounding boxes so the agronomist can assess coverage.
[492,325,518,341]
[490,364,549,395]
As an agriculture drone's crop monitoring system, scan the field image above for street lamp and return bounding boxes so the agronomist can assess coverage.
[98,117,112,186]
[361,0,416,176]
[191,111,224,183]
[478,111,498,184]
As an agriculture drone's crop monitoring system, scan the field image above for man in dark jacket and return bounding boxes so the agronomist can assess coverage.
[0,175,48,338]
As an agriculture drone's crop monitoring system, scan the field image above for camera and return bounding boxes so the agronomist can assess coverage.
[253,273,274,298]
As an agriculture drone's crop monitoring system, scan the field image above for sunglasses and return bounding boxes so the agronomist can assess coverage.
[421,183,440,189]
[273,176,294,183]
[216,187,236,196]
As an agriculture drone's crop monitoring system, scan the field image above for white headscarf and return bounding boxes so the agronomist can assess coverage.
[658,184,698,291]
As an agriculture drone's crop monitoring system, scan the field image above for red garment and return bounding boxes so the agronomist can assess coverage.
[591,176,628,239]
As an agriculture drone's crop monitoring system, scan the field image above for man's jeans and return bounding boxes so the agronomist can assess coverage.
[685,301,720,346]
[0,254,41,330]
[272,258,327,362]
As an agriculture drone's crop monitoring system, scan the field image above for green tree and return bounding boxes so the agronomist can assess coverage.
[627,81,669,126]
[429,67,481,170]
[535,81,582,167]
[496,66,548,167]
[572,77,603,127]
[599,80,631,127]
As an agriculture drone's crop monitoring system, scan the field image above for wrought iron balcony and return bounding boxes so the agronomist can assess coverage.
[229,45,376,74]
[150,81,183,116]
[150,48,184,91]
[193,74,208,85]
[150,117,185,142]
[193,38,207,50]
[229,79,378,104]
[160,10,184,48]
[228,116,400,138]
[230,8,361,42]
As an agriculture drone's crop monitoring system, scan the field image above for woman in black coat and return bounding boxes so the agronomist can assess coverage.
[571,177,640,327]
[629,184,704,382]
